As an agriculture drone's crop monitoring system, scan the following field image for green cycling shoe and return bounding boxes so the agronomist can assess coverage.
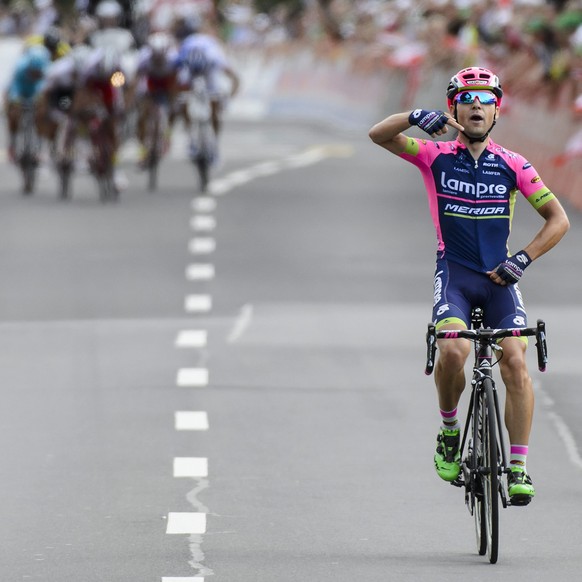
[508,467,535,505]
[434,428,461,482]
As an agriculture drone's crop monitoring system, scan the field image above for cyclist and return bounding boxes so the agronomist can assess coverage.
[25,26,71,61]
[369,67,570,503]
[4,45,52,163]
[175,13,240,138]
[73,47,127,189]
[133,32,180,167]
[89,0,135,54]
[37,44,92,157]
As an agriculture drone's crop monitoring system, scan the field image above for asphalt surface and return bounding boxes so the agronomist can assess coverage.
[0,115,581,582]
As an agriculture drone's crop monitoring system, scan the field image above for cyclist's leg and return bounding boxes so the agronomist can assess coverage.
[210,98,222,136]
[136,96,151,165]
[5,99,21,161]
[485,283,535,500]
[485,283,533,446]
[431,259,474,481]
[432,260,473,411]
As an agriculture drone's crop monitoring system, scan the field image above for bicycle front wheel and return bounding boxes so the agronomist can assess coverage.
[471,391,487,556]
[481,378,500,563]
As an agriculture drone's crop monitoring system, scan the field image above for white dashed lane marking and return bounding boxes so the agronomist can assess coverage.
[173,457,209,478]
[184,294,212,313]
[176,368,209,387]
[175,330,207,348]
[189,237,216,254]
[175,411,209,431]
[165,143,356,579]
[191,197,217,213]
[190,215,216,232]
[186,264,215,281]
[166,512,207,534]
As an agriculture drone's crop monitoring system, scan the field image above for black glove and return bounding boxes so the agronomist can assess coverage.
[494,250,532,285]
[408,109,449,135]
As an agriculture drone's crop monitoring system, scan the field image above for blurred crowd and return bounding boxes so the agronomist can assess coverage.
[2,0,582,114]
[220,0,582,116]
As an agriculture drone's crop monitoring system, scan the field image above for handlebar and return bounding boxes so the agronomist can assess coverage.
[425,319,548,375]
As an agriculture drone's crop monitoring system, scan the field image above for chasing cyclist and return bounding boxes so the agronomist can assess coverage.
[4,44,52,164]
[174,13,240,139]
[369,67,570,504]
[25,26,71,61]
[37,45,93,154]
[132,32,180,167]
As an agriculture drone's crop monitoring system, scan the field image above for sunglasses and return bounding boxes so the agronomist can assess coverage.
[454,90,498,105]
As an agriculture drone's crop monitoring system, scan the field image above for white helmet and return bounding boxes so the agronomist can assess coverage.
[148,32,173,57]
[70,44,92,73]
[95,0,122,20]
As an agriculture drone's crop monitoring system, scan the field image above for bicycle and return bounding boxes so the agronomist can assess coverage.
[53,106,117,203]
[425,307,548,564]
[90,111,118,203]
[15,101,41,195]
[186,79,217,193]
[53,104,76,200]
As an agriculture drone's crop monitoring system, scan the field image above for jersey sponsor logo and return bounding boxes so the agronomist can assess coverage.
[532,190,553,205]
[453,166,470,174]
[483,170,501,176]
[440,172,508,197]
[531,176,541,183]
[433,269,444,306]
[486,153,496,160]
[444,203,505,215]
[482,162,499,167]
[436,304,450,316]
[523,162,532,169]
[514,285,526,312]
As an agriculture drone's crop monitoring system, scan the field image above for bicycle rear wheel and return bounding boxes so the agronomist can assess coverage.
[481,378,500,563]
[58,161,72,200]
[146,108,162,192]
[148,159,159,192]
[21,155,37,195]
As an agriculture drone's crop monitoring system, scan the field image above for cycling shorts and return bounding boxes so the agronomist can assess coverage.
[146,76,174,94]
[432,258,527,330]
[86,80,123,114]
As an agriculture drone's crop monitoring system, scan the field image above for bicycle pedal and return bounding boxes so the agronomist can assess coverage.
[509,495,532,507]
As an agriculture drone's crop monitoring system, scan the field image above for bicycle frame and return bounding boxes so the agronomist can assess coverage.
[186,79,217,192]
[144,95,170,191]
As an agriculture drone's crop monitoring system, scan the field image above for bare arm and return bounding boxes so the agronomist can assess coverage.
[369,111,464,155]
[523,198,570,261]
[223,65,240,98]
[487,197,570,284]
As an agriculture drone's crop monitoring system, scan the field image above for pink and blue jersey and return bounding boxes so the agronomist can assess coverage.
[400,137,555,273]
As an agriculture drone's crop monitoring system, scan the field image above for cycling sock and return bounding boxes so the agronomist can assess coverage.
[440,408,461,431]
[510,444,528,471]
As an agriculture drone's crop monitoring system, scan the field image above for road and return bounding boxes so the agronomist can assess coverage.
[0,114,581,581]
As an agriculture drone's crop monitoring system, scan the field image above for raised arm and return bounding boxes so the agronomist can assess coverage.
[369,110,464,155]
[368,111,413,155]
